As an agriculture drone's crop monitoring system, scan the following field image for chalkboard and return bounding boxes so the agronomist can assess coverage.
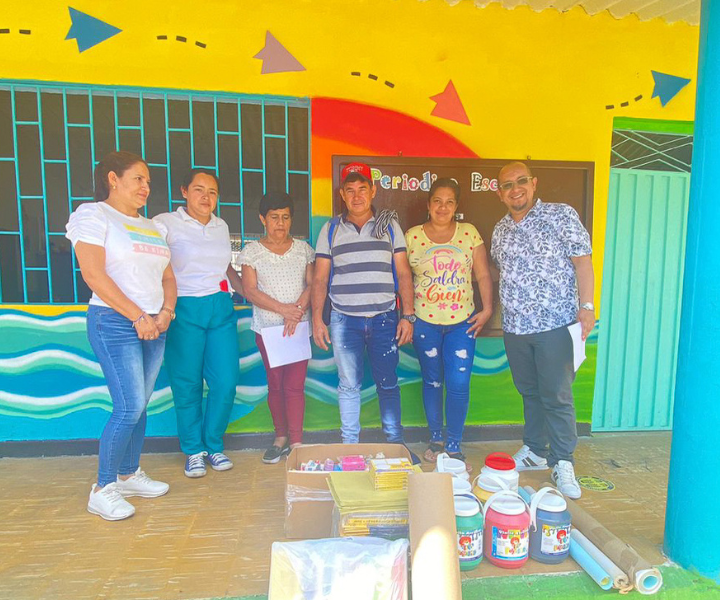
[331,156,595,336]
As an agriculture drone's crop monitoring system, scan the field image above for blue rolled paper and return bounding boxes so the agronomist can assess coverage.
[570,538,613,590]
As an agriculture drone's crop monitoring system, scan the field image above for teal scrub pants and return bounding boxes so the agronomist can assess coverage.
[164,292,240,455]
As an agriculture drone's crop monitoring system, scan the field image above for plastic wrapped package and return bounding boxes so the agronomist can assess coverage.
[286,484,335,517]
[269,537,409,600]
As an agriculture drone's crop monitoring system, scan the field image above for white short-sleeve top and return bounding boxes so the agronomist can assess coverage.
[65,202,171,313]
[153,208,232,297]
[238,239,315,333]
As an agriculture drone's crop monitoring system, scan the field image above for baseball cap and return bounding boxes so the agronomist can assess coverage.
[341,162,373,185]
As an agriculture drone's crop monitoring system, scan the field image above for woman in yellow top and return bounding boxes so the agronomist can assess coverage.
[405,178,493,463]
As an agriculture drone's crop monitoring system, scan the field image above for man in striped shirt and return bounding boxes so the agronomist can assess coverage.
[312,162,416,449]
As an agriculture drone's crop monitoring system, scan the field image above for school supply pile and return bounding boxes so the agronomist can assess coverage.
[328,471,410,539]
[370,457,416,490]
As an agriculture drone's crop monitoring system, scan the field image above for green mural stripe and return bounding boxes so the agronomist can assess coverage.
[613,116,694,134]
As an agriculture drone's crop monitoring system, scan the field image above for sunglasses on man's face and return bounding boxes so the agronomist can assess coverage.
[498,176,533,192]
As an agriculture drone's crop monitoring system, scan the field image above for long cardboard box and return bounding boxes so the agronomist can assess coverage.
[285,443,412,539]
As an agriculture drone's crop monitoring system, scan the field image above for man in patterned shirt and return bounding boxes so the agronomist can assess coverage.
[491,162,595,499]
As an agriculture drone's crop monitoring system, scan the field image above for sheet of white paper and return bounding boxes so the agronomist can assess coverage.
[260,321,312,369]
[568,322,586,372]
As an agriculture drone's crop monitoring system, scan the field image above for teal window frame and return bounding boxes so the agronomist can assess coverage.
[0,79,312,304]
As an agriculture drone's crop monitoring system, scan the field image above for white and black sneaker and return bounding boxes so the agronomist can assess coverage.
[552,460,582,499]
[512,445,549,471]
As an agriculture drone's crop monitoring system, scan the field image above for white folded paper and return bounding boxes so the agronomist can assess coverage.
[260,321,311,368]
[568,322,586,372]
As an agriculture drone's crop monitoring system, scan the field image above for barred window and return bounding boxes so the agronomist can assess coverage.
[0,82,311,303]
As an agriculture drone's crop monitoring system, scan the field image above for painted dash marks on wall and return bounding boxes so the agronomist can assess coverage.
[156,35,207,49]
[350,72,395,88]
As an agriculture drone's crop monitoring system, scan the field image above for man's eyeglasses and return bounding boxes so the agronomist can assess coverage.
[498,176,533,191]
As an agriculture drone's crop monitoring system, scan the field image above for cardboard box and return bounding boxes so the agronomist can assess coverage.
[285,443,412,539]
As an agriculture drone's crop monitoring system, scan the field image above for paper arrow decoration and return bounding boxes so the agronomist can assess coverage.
[65,7,121,53]
[430,80,470,125]
[651,71,691,107]
[253,31,305,74]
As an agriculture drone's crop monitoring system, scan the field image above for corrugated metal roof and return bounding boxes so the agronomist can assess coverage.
[466,0,700,25]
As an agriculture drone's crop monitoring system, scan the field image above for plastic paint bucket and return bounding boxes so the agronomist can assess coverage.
[435,452,470,481]
[452,477,473,496]
[483,490,530,568]
[454,493,484,570]
[480,452,519,492]
[472,473,510,503]
[529,487,572,564]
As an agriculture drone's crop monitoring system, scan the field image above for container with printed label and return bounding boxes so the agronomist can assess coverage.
[528,487,572,564]
[483,490,530,569]
[454,494,483,570]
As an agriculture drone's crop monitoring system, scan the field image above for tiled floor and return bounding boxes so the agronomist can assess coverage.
[0,432,671,599]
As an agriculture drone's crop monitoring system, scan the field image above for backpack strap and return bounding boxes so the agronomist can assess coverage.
[387,222,398,293]
[326,216,341,290]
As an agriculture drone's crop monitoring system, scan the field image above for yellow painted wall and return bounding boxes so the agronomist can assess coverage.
[2,0,700,300]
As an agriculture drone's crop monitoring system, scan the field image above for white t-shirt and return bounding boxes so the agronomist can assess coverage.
[153,208,232,298]
[237,239,315,333]
[65,202,171,313]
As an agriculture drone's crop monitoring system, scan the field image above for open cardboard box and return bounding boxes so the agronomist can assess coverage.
[284,443,412,539]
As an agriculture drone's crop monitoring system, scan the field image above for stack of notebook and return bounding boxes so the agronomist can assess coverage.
[370,458,416,491]
[328,471,413,540]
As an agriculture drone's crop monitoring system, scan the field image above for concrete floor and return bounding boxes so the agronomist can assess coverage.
[0,432,671,600]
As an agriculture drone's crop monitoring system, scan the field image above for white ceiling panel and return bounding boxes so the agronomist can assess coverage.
[455,0,701,24]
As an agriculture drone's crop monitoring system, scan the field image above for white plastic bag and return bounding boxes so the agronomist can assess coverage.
[269,537,409,600]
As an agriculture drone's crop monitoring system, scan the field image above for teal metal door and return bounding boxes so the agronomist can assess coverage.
[593,168,690,431]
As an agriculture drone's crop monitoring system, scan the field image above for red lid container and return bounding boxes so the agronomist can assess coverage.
[484,452,516,471]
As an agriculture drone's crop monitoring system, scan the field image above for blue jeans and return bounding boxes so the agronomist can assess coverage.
[412,316,476,454]
[87,306,166,487]
[330,309,403,444]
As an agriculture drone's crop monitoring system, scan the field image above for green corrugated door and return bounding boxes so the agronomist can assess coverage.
[593,168,690,431]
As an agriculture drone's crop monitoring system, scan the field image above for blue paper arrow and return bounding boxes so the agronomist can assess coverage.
[651,70,691,107]
[65,7,121,53]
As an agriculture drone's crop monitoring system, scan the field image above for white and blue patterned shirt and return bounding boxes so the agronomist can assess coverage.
[491,199,592,335]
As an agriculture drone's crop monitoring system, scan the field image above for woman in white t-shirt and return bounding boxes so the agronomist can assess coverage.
[153,170,243,479]
[238,191,315,463]
[65,151,177,521]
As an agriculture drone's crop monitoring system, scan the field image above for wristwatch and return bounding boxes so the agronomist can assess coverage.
[401,314,417,324]
[580,302,595,311]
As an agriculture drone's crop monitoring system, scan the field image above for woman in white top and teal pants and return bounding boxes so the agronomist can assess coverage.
[154,169,243,478]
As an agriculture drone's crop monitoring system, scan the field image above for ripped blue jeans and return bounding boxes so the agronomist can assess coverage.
[330,309,403,444]
[413,316,476,454]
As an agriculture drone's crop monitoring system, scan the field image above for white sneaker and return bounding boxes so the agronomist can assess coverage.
[552,460,582,499]
[116,468,170,498]
[513,445,549,471]
[87,483,135,521]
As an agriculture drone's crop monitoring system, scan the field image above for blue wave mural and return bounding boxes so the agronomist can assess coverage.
[0,306,599,442]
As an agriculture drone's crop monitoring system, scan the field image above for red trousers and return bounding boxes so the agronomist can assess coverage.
[255,333,308,445]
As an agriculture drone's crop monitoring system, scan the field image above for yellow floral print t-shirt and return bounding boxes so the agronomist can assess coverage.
[405,222,483,324]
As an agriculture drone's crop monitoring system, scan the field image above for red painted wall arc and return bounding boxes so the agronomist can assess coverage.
[312,98,479,159]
